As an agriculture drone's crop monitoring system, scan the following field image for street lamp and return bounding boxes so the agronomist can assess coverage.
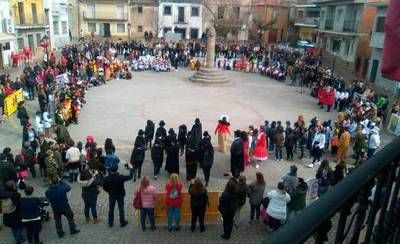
[331,51,337,78]
[127,22,131,43]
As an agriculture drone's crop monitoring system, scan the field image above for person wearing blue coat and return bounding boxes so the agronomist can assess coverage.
[19,186,42,244]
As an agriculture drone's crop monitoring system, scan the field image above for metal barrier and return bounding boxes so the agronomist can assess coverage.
[263,136,400,244]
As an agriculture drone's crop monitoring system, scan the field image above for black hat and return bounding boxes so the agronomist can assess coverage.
[203,131,209,137]
[195,118,200,123]
[168,128,175,135]
[159,120,165,126]
[138,129,144,136]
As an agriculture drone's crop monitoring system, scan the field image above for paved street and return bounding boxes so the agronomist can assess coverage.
[0,70,393,243]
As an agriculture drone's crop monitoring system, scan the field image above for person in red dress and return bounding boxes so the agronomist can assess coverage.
[253,126,268,168]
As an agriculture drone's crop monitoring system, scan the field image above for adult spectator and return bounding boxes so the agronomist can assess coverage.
[165,173,183,232]
[266,182,291,231]
[17,101,29,127]
[102,164,133,228]
[274,125,284,161]
[45,150,61,182]
[230,130,243,178]
[199,132,214,187]
[45,178,80,238]
[189,178,208,233]
[308,125,326,168]
[55,125,71,144]
[77,169,102,224]
[0,181,23,244]
[248,172,266,223]
[19,186,43,244]
[137,176,157,231]
[286,178,308,221]
[65,140,81,182]
[316,160,334,196]
[219,179,237,240]
[367,126,380,159]
[234,176,247,228]
[0,149,17,186]
[336,126,351,165]
[282,165,298,194]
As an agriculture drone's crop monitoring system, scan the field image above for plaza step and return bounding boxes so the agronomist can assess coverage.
[189,67,230,84]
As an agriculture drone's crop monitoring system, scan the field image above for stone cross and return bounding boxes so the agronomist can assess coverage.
[206,27,216,69]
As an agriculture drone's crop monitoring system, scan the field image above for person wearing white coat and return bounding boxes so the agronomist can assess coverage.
[266,182,291,231]
[35,111,44,134]
[42,111,53,137]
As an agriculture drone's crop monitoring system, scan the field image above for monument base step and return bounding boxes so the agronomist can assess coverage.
[189,68,230,85]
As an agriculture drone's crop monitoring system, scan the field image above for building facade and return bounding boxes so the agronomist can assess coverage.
[253,0,294,44]
[317,0,376,78]
[45,0,70,49]
[157,0,203,40]
[367,1,399,94]
[129,0,157,40]
[9,0,49,54]
[79,0,129,40]
[292,0,320,42]
[0,0,17,68]
[203,0,253,41]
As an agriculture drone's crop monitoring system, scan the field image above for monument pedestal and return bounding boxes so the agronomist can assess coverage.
[189,67,230,85]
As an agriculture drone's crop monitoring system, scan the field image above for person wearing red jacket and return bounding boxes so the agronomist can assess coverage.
[215,116,231,153]
[318,86,327,108]
[165,173,183,232]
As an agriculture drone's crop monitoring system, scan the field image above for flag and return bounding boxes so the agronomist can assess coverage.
[381,0,400,81]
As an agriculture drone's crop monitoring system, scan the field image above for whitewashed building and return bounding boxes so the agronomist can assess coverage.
[0,0,17,68]
[45,0,70,49]
[157,0,203,40]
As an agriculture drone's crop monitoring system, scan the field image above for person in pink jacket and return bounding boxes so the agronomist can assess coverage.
[137,176,157,231]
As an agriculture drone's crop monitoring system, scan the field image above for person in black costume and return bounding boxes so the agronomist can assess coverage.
[165,129,179,174]
[130,130,146,181]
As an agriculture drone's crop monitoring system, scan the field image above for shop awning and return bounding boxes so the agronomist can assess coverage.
[0,33,16,43]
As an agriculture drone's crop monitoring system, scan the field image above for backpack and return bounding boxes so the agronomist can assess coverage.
[169,187,179,200]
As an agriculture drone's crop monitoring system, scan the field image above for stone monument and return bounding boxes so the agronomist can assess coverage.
[190,27,229,84]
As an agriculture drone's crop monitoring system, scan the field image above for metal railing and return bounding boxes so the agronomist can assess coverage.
[263,136,400,244]
[325,19,333,30]
[343,20,360,32]
[83,11,128,21]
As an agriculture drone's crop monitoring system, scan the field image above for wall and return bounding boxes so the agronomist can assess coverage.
[130,4,157,39]
[10,0,46,25]
[67,0,79,40]
[254,2,289,44]
[0,0,16,67]
[45,0,70,49]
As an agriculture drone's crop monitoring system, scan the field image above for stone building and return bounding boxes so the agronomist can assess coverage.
[44,0,70,49]
[129,0,157,40]
[0,0,17,68]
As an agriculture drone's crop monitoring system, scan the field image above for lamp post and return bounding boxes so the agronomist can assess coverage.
[331,51,337,78]
[127,22,131,44]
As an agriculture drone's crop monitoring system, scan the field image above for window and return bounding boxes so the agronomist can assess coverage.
[18,2,25,24]
[88,22,96,32]
[233,7,240,19]
[375,16,385,33]
[17,38,24,49]
[164,6,172,16]
[190,28,199,39]
[137,25,143,32]
[345,39,350,55]
[61,21,68,34]
[272,8,277,20]
[3,42,10,50]
[117,24,125,33]
[191,7,199,17]
[31,3,38,24]
[138,6,143,14]
[298,10,304,18]
[337,9,343,20]
[163,27,171,35]
[116,5,124,19]
[87,4,95,18]
[218,6,224,19]
[53,21,59,34]
[36,34,41,47]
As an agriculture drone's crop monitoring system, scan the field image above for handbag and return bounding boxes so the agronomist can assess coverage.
[133,190,142,209]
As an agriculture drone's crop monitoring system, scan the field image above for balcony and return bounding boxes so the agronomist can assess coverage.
[294,17,319,27]
[343,20,359,32]
[14,16,49,29]
[325,19,333,30]
[174,16,188,25]
[264,136,400,244]
[83,11,128,21]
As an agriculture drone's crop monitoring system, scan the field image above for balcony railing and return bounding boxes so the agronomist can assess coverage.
[263,136,400,244]
[295,17,319,26]
[83,11,128,21]
[14,15,48,28]
[343,20,360,32]
[325,19,333,30]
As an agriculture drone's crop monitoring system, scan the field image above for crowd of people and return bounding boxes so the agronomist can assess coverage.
[0,38,394,244]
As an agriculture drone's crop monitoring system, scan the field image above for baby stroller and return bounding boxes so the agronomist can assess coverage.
[39,198,50,222]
